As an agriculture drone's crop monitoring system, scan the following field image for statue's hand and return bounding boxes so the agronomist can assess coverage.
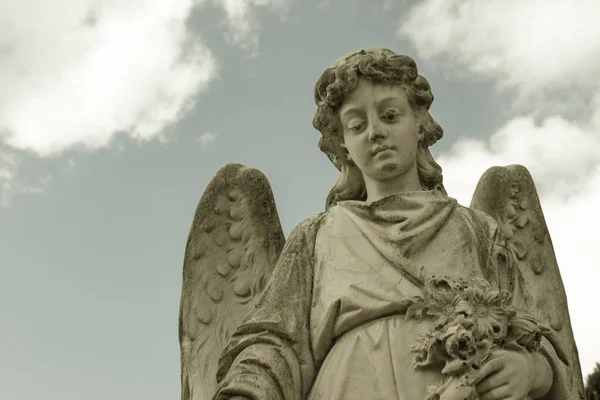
[470,349,550,400]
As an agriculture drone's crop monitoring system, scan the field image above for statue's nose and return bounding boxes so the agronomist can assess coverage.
[368,120,387,141]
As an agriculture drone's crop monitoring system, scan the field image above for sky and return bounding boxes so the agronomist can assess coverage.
[1,0,599,399]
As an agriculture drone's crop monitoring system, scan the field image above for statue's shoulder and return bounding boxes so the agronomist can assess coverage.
[298,211,329,231]
[454,202,501,235]
[288,211,330,249]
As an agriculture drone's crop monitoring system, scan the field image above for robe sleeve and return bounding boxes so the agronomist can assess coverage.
[212,216,321,400]
[489,227,574,400]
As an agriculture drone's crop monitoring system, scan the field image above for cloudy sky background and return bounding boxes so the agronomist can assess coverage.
[1,0,599,398]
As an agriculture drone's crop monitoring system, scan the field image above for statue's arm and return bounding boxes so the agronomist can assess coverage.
[213,218,320,400]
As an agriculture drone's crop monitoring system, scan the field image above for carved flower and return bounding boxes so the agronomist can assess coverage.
[442,314,474,331]
[452,299,474,318]
[458,285,515,342]
[474,309,511,342]
[443,325,476,362]
[413,330,447,368]
[410,275,546,399]
[505,315,547,351]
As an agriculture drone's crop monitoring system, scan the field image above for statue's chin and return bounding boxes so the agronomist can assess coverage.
[380,162,398,173]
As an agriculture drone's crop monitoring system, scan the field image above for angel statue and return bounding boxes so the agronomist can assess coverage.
[178,47,584,400]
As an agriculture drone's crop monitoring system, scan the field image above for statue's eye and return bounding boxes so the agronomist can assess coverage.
[382,110,399,121]
[349,121,364,132]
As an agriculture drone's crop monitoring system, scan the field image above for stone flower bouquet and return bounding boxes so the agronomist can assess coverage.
[405,276,548,400]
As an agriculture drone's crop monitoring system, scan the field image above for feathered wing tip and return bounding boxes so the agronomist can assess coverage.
[179,163,286,400]
[470,164,584,398]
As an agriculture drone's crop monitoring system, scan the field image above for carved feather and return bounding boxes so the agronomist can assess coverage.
[179,164,285,400]
[470,164,584,398]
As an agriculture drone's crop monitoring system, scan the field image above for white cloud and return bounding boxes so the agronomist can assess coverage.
[438,116,600,204]
[397,0,600,99]
[0,0,289,206]
[195,131,220,148]
[0,0,218,157]
[399,0,600,379]
[212,0,291,54]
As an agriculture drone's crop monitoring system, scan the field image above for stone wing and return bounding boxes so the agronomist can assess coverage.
[470,164,584,397]
[179,164,286,400]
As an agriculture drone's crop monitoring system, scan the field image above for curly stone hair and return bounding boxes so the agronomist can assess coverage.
[312,47,446,209]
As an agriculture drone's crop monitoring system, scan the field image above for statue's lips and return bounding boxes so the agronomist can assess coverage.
[372,145,395,155]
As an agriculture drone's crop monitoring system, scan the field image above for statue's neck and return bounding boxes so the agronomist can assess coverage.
[363,166,422,203]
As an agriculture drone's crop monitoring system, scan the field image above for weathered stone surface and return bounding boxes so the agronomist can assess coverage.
[471,164,585,395]
[178,164,285,400]
[180,47,584,400]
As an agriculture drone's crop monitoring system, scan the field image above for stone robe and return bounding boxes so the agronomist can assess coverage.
[213,190,571,400]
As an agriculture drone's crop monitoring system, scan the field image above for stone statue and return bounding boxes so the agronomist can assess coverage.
[178,47,584,400]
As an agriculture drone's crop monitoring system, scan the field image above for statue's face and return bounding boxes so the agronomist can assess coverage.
[339,79,421,184]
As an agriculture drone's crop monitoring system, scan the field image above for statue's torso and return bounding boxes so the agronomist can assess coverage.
[307,201,502,399]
